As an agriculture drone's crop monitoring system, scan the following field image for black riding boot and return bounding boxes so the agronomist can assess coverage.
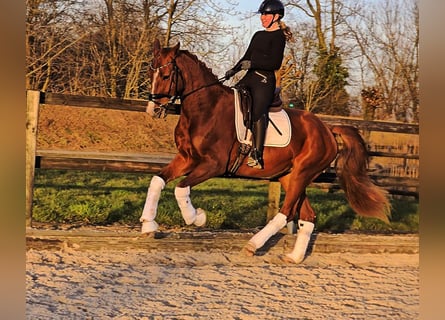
[247,115,267,169]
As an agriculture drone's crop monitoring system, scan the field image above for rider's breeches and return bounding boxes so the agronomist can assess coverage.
[238,70,275,122]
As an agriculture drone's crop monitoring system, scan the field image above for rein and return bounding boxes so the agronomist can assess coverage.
[181,76,226,100]
[148,55,225,117]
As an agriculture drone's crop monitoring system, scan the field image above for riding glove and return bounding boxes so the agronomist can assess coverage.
[225,69,237,80]
[240,60,251,70]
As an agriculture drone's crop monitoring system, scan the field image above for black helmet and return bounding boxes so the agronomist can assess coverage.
[258,0,285,18]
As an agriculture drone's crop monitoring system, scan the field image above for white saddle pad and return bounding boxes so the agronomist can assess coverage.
[233,88,291,147]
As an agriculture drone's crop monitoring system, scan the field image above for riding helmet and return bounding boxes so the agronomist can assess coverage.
[258,0,285,18]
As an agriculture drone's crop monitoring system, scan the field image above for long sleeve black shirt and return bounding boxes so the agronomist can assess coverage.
[234,29,286,72]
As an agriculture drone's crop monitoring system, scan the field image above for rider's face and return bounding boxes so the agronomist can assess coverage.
[260,13,277,28]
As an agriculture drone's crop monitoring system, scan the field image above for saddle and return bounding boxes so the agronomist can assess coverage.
[230,87,291,175]
[235,84,283,130]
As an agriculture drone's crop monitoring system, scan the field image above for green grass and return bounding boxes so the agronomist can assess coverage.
[32,169,419,233]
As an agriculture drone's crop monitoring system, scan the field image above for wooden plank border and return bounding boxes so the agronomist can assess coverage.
[26,229,419,255]
[39,91,419,134]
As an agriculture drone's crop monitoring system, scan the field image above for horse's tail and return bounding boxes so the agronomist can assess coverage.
[331,125,391,223]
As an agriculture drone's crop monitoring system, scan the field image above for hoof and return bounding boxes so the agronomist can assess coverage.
[281,253,304,264]
[194,208,207,227]
[141,220,159,234]
[139,231,156,239]
[241,241,256,257]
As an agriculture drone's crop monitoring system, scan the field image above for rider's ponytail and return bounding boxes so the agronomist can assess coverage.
[279,21,293,42]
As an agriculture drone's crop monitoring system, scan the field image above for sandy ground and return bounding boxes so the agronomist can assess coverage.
[26,242,418,319]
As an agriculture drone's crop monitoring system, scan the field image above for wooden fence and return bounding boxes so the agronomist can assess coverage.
[26,90,419,228]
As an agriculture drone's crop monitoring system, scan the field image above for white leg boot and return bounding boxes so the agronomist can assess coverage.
[284,219,315,264]
[244,213,287,255]
[174,186,206,227]
[139,176,165,234]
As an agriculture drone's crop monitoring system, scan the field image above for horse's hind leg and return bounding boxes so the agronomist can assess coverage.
[282,195,316,264]
[241,174,304,257]
[242,169,318,261]
[242,211,288,256]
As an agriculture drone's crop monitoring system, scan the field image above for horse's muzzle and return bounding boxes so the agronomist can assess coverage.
[146,101,167,118]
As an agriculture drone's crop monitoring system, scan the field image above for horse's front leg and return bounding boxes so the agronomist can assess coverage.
[174,163,231,229]
[140,159,220,234]
[139,175,165,234]
[139,155,191,235]
[174,185,206,227]
[139,176,206,235]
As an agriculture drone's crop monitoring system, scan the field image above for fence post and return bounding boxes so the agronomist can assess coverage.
[26,90,41,228]
[267,181,297,234]
[267,181,281,222]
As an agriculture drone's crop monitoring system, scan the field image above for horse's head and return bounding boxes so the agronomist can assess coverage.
[147,39,184,118]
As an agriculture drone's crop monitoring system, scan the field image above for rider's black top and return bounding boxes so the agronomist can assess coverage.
[233,29,286,72]
[233,29,286,121]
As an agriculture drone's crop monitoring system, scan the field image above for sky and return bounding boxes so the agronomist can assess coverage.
[214,1,309,74]
[225,1,309,37]
[237,2,260,13]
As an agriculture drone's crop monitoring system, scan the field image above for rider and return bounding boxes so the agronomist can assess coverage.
[225,0,292,169]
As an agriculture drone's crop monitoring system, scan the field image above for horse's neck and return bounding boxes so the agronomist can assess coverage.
[179,53,217,89]
[178,53,234,120]
[182,69,214,91]
[182,85,232,116]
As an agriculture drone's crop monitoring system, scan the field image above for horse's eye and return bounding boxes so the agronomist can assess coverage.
[162,74,170,80]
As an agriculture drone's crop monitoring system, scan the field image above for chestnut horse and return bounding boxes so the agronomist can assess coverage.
[139,39,390,264]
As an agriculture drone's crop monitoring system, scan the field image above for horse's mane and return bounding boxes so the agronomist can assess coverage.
[179,50,220,82]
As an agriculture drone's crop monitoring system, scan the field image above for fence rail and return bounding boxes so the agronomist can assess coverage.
[35,149,174,173]
[26,90,419,228]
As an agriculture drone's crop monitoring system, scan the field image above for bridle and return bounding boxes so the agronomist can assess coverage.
[148,53,226,118]
[148,58,184,118]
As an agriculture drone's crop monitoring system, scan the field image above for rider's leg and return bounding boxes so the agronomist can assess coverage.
[246,74,273,169]
[248,113,267,169]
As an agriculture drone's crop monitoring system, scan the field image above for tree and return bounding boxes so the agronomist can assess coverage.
[287,0,350,115]
[25,0,238,98]
[96,0,163,98]
[26,0,84,91]
[159,0,238,71]
[346,0,419,122]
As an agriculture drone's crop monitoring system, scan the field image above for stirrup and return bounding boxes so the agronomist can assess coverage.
[247,152,264,169]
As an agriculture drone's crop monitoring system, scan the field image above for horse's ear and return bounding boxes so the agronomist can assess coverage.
[173,42,180,54]
[153,39,161,54]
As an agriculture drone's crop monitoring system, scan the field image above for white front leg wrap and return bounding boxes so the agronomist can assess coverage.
[285,219,315,264]
[175,186,198,225]
[140,175,165,223]
[248,213,287,250]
